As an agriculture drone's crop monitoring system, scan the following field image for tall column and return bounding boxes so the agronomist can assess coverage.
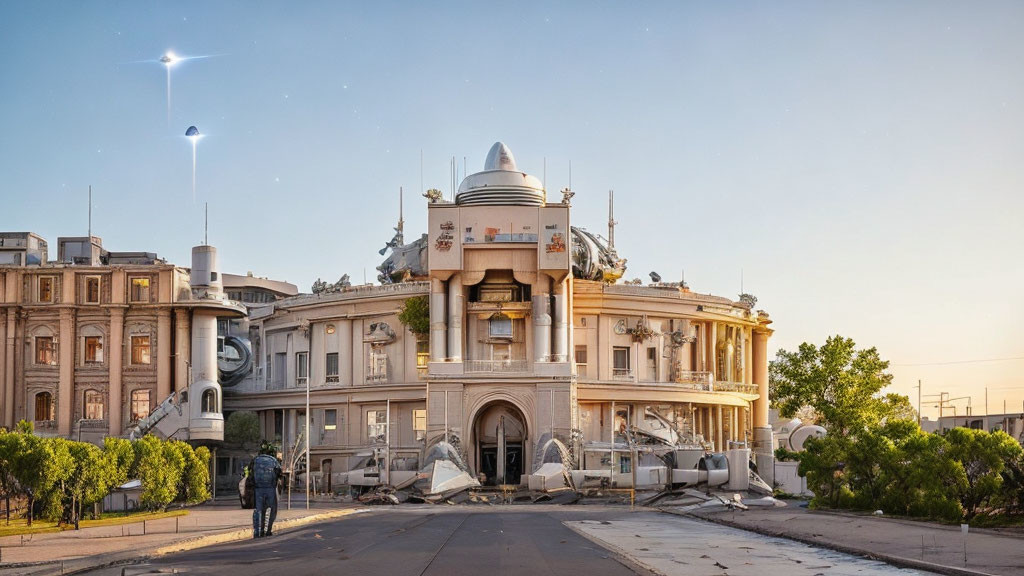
[551,279,568,362]
[157,309,172,401]
[716,404,724,451]
[108,308,124,436]
[752,329,770,429]
[744,328,753,386]
[58,309,75,436]
[705,407,714,450]
[429,278,447,361]
[532,277,551,362]
[447,275,463,361]
[339,319,353,385]
[174,309,190,392]
[709,322,718,380]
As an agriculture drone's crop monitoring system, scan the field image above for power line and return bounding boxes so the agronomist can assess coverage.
[893,356,1024,367]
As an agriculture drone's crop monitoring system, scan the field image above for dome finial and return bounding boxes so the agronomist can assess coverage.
[484,142,517,171]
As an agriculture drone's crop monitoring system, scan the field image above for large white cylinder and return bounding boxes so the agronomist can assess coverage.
[190,245,223,293]
[551,282,567,362]
[429,278,447,361]
[533,295,551,363]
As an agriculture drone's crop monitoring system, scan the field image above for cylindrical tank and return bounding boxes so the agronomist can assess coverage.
[725,448,751,491]
[190,245,223,293]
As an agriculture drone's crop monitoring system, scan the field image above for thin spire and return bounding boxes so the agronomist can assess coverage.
[397,186,404,245]
[608,189,617,249]
[204,202,208,245]
[88,185,92,239]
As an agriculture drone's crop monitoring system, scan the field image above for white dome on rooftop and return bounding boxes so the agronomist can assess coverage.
[455,142,545,206]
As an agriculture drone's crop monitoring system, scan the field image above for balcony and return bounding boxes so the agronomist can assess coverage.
[714,381,759,394]
[611,368,634,381]
[674,371,713,391]
[464,359,529,373]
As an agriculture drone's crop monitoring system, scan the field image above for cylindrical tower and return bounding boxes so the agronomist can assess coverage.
[188,245,225,441]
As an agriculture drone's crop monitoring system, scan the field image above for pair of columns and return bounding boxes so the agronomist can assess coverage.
[429,274,568,363]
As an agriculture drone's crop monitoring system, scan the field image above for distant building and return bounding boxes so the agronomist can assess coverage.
[934,413,1024,444]
[0,232,48,266]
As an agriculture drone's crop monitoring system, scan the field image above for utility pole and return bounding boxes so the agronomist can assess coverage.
[914,380,922,427]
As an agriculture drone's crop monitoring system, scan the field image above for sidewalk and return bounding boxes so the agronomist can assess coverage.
[677,503,1024,576]
[0,500,362,576]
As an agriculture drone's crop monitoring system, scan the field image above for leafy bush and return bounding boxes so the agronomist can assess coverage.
[398,295,430,336]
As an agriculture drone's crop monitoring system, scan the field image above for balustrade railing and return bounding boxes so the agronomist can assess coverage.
[464,359,529,373]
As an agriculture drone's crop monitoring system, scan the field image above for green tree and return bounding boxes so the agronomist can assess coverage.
[103,437,135,488]
[0,429,22,524]
[941,428,1023,520]
[224,411,261,450]
[769,335,895,433]
[398,295,430,336]
[9,424,73,524]
[799,434,854,509]
[132,435,184,511]
[64,440,115,525]
[182,445,212,504]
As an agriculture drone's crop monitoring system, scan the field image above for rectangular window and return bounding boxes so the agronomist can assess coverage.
[38,276,54,302]
[613,346,631,378]
[84,390,104,420]
[130,390,151,422]
[85,276,101,304]
[646,347,657,381]
[85,336,103,364]
[326,352,339,383]
[35,337,56,365]
[130,277,150,302]
[35,392,54,421]
[367,409,386,441]
[274,410,283,443]
[367,350,387,382]
[575,345,588,377]
[131,335,151,365]
[296,352,308,382]
[413,408,427,441]
[324,409,337,430]
[416,341,429,368]
[488,314,513,338]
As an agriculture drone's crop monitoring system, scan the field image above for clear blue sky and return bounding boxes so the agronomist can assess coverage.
[2,1,1022,418]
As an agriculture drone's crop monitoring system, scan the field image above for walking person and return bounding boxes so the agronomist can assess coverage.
[252,442,282,538]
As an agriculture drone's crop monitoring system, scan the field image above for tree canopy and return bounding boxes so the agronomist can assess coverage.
[769,335,898,433]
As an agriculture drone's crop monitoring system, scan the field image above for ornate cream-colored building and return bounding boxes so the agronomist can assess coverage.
[227,142,775,489]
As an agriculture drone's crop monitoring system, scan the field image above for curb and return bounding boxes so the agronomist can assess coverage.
[0,508,365,576]
[661,508,998,576]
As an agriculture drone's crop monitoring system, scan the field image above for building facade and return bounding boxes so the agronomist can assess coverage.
[226,142,775,490]
[0,236,247,444]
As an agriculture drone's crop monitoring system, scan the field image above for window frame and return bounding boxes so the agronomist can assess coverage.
[129,277,151,303]
[296,351,309,383]
[325,352,339,383]
[130,335,151,365]
[38,276,56,303]
[35,336,56,365]
[366,409,386,441]
[84,275,101,304]
[34,391,54,422]
[129,389,151,422]
[413,408,427,440]
[324,408,337,431]
[83,389,104,420]
[84,335,104,364]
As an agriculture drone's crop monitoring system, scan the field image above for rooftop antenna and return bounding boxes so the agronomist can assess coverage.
[87,185,92,239]
[397,186,404,245]
[204,202,208,245]
[608,189,617,249]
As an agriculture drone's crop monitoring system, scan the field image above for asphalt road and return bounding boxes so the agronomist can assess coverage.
[104,506,652,576]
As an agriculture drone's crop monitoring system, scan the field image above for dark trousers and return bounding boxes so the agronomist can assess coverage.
[253,488,278,536]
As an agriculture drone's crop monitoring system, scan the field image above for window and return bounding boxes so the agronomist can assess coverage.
[575,345,588,365]
[326,353,339,383]
[367,350,387,382]
[84,390,104,420]
[274,410,283,443]
[201,389,218,413]
[131,335,151,365]
[324,409,337,430]
[85,276,101,304]
[613,346,631,378]
[38,277,55,302]
[646,347,657,381]
[34,392,54,421]
[35,337,56,365]
[85,336,103,364]
[413,409,426,441]
[488,313,513,339]
[416,341,429,371]
[130,277,150,302]
[130,390,151,422]
[296,352,308,383]
[367,410,386,441]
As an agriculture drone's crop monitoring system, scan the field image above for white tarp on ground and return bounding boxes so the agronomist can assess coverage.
[422,459,480,495]
[527,462,570,491]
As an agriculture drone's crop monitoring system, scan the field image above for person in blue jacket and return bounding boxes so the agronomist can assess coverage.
[252,441,282,538]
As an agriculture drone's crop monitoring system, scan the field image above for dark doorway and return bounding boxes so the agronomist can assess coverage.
[479,444,523,485]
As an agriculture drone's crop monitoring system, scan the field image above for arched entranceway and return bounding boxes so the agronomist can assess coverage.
[472,401,527,486]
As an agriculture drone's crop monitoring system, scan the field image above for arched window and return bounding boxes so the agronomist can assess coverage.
[130,389,151,422]
[84,389,104,420]
[201,389,218,413]
[34,392,54,422]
